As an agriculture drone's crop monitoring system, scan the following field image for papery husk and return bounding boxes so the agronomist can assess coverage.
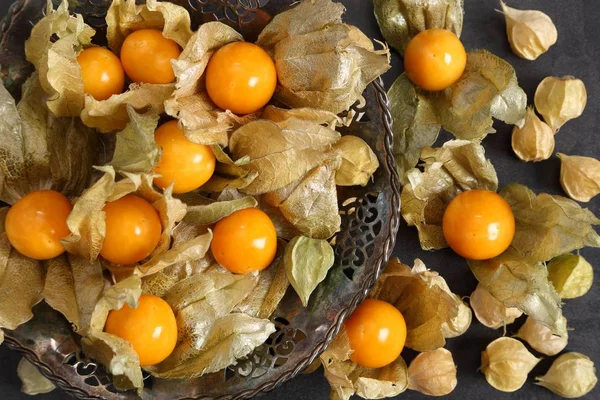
[229,120,340,195]
[164,21,246,143]
[184,197,258,225]
[500,1,557,61]
[81,83,174,133]
[370,259,459,352]
[434,50,527,140]
[261,106,343,129]
[256,0,391,115]
[468,249,565,337]
[106,0,192,53]
[373,0,464,54]
[442,294,472,338]
[332,135,379,186]
[320,327,409,400]
[0,208,45,342]
[401,140,498,250]
[501,183,600,262]
[558,153,600,203]
[511,107,555,162]
[0,73,98,205]
[42,254,104,333]
[82,276,143,392]
[407,348,457,396]
[516,316,568,356]
[201,145,258,193]
[284,236,335,307]
[481,337,541,392]
[534,76,587,133]
[107,106,160,175]
[469,283,523,330]
[17,358,55,395]
[547,253,594,299]
[388,74,441,185]
[62,167,188,275]
[535,352,598,398]
[24,0,94,117]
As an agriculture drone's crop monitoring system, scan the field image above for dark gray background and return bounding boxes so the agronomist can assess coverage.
[1,0,598,399]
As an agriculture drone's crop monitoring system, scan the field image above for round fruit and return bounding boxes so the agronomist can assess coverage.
[5,190,72,260]
[153,120,216,194]
[100,194,162,265]
[442,189,515,260]
[211,208,277,274]
[404,28,467,91]
[120,29,181,84]
[104,295,177,367]
[77,47,125,100]
[344,299,407,369]
[205,42,277,115]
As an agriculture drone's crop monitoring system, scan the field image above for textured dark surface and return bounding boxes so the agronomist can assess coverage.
[1,0,599,399]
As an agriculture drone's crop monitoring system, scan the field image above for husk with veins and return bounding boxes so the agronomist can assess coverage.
[165,21,253,146]
[256,0,391,116]
[401,140,498,250]
[0,73,99,205]
[320,327,409,400]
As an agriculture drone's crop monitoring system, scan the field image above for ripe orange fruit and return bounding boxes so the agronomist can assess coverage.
[5,190,72,260]
[211,208,277,274]
[77,47,125,100]
[443,189,515,260]
[205,42,277,115]
[104,295,177,367]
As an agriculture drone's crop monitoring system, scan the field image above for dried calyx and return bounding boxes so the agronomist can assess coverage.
[481,337,541,392]
[534,76,587,133]
[470,284,523,330]
[536,352,598,398]
[516,316,568,356]
[547,253,594,299]
[500,1,557,60]
[558,153,600,203]
[511,107,554,162]
[408,348,457,396]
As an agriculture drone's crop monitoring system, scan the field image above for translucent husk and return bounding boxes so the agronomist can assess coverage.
[558,153,600,203]
[547,253,594,299]
[534,76,587,133]
[407,348,457,396]
[535,352,598,398]
[470,284,523,330]
[511,107,555,162]
[481,337,541,392]
[516,316,568,356]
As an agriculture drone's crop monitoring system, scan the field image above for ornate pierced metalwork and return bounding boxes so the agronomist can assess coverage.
[0,0,401,399]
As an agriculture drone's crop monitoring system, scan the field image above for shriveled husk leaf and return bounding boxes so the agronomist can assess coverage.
[279,158,342,239]
[106,0,192,53]
[17,358,55,395]
[500,1,558,61]
[534,76,587,133]
[501,183,600,261]
[234,247,289,318]
[401,140,498,250]
[257,197,303,241]
[148,313,275,379]
[370,259,459,351]
[184,197,258,225]
[481,337,541,392]
[470,283,523,330]
[108,106,160,175]
[81,83,174,133]
[332,136,379,186]
[442,294,472,338]
[24,0,94,117]
[82,330,144,392]
[164,21,245,141]
[407,348,457,396]
[63,167,188,275]
[256,0,390,115]
[202,145,258,193]
[516,316,568,356]
[0,209,45,342]
[388,74,441,185]
[261,106,343,129]
[468,249,565,337]
[373,0,464,54]
[433,50,527,140]
[42,254,104,333]
[535,352,598,398]
[0,74,98,205]
[320,327,409,400]
[558,153,600,203]
[547,253,594,299]
[82,275,143,392]
[284,236,335,307]
[511,107,555,162]
[229,120,339,195]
